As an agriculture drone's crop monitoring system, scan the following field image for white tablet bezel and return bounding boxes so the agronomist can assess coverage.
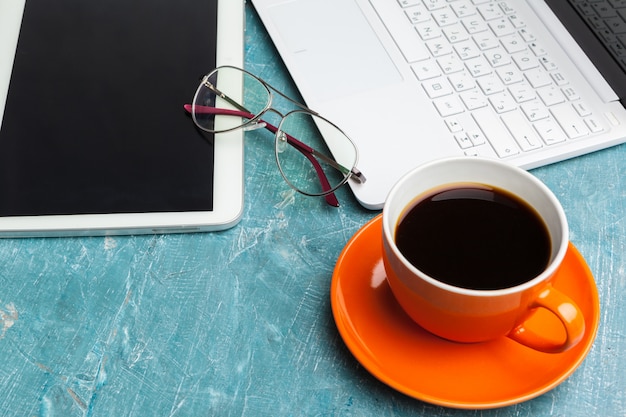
[0,0,244,237]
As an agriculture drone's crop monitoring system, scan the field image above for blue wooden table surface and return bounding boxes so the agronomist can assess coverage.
[1,3,625,416]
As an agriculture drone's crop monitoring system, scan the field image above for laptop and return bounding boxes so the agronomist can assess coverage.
[251,0,626,209]
[0,0,244,237]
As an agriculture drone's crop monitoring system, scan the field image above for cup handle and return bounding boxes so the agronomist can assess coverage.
[508,285,586,353]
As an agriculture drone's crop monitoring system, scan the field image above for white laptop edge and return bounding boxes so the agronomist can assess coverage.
[0,0,245,237]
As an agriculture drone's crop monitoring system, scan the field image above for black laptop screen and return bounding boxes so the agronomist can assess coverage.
[0,0,217,216]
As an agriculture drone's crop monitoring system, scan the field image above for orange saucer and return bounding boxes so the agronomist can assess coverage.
[331,215,600,409]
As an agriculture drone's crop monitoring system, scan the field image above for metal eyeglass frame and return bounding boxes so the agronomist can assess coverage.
[184,65,365,207]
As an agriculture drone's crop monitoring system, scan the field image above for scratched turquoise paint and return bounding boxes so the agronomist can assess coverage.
[0,3,625,416]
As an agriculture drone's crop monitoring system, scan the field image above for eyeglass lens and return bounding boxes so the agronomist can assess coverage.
[276,112,356,196]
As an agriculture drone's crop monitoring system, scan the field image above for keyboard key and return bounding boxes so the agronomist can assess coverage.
[455,133,474,149]
[518,28,536,42]
[585,117,605,133]
[455,39,481,59]
[551,71,568,86]
[610,41,626,58]
[489,18,516,37]
[443,23,470,43]
[465,55,492,76]
[562,86,580,101]
[484,46,511,66]
[501,111,543,151]
[512,51,540,70]
[539,56,558,71]
[427,39,454,56]
[574,2,596,17]
[462,16,489,34]
[412,59,442,80]
[461,90,489,109]
[423,0,447,11]
[449,72,477,91]
[433,8,458,26]
[477,4,504,21]
[405,5,430,24]
[525,67,552,88]
[537,85,566,106]
[445,117,463,132]
[573,101,592,116]
[423,76,454,98]
[463,148,481,157]
[522,100,551,121]
[477,74,504,95]
[534,118,567,145]
[496,64,524,84]
[472,107,520,157]
[592,2,618,18]
[509,14,526,29]
[473,33,500,50]
[500,33,527,54]
[397,0,420,7]
[467,129,487,146]
[529,41,548,57]
[499,2,515,15]
[451,1,476,18]
[587,15,608,31]
[416,22,443,40]
[508,81,536,102]
[489,91,517,113]
[434,96,465,116]
[438,56,463,75]
[551,104,590,138]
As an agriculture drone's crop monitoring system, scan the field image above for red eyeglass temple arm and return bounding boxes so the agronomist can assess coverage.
[183,104,340,207]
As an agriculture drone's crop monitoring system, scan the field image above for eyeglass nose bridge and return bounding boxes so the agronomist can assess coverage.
[243,107,285,133]
[264,107,287,120]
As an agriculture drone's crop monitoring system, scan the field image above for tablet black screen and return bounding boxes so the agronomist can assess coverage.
[0,0,216,216]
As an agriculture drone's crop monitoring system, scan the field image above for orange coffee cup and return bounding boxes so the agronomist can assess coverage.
[382,157,585,353]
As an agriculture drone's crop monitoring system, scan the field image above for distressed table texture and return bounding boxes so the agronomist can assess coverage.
[1,3,625,416]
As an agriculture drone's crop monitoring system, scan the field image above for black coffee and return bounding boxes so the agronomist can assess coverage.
[395,184,551,290]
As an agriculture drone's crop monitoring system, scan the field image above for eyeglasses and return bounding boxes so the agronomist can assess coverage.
[184,65,365,207]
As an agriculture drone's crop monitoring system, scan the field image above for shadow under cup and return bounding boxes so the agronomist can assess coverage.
[382,157,584,353]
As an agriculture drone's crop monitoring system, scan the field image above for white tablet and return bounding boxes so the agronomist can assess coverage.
[0,0,244,237]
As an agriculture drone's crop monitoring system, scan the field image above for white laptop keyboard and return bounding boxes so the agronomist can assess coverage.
[369,0,606,158]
